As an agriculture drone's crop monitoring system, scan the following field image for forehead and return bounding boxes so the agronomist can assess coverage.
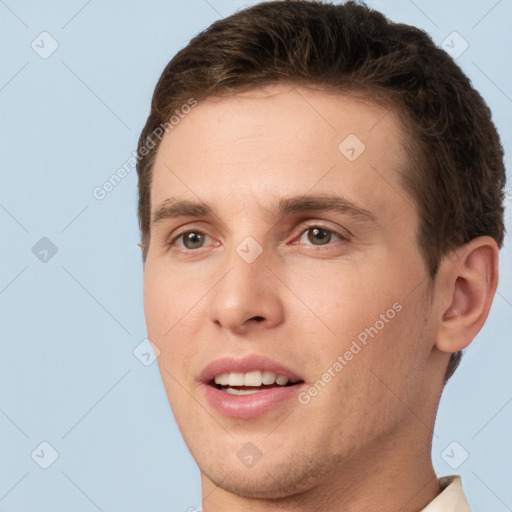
[150,84,412,222]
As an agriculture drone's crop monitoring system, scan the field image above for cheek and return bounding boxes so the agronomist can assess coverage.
[143,264,203,367]
[144,268,205,421]
[300,301,430,455]
[294,262,428,389]
[288,263,397,347]
[143,267,171,339]
[347,290,433,421]
[144,261,199,332]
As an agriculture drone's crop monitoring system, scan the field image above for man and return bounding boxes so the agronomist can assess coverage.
[136,1,506,510]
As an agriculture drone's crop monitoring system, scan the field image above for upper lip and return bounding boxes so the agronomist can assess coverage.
[199,355,304,384]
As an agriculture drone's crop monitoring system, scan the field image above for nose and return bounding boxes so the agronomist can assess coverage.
[208,244,285,334]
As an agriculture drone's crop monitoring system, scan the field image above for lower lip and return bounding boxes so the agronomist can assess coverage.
[202,383,304,419]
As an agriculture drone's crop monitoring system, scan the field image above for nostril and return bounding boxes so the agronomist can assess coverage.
[251,316,265,322]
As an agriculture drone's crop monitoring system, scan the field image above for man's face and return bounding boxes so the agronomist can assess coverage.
[143,85,441,498]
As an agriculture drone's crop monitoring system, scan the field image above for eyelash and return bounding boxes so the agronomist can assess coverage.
[168,223,349,251]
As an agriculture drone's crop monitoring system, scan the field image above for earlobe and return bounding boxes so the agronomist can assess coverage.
[436,236,499,354]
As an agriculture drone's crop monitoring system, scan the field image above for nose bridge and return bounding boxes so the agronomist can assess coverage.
[208,235,284,332]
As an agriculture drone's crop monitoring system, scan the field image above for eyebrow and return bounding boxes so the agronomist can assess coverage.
[151,194,377,226]
[152,199,214,225]
[273,195,376,222]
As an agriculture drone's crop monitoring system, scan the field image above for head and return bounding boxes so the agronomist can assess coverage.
[137,0,505,504]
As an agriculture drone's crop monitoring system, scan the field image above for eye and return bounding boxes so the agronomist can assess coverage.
[295,226,345,246]
[172,230,213,250]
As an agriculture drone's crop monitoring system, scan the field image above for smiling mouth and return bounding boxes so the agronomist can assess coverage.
[211,370,304,395]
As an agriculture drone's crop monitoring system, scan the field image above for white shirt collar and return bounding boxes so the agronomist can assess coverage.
[421,476,471,511]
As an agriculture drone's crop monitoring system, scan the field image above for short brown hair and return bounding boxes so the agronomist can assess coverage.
[136,0,506,380]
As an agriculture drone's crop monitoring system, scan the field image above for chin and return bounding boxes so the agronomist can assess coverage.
[196,447,340,501]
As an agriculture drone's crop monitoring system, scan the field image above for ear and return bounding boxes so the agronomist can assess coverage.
[435,236,499,354]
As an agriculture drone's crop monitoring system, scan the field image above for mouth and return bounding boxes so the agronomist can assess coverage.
[211,370,302,395]
[200,356,306,419]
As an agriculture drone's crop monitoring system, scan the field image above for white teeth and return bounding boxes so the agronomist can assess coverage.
[228,372,244,386]
[226,387,261,395]
[275,375,289,386]
[262,371,276,385]
[244,370,262,386]
[213,370,295,387]
[214,373,229,386]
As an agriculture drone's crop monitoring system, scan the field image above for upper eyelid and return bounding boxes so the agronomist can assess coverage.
[162,210,354,235]
[170,221,345,237]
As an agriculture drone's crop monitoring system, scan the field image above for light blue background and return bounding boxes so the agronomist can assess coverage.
[1,1,511,511]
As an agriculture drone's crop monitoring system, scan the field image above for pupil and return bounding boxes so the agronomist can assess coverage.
[308,228,331,245]
[184,232,204,249]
